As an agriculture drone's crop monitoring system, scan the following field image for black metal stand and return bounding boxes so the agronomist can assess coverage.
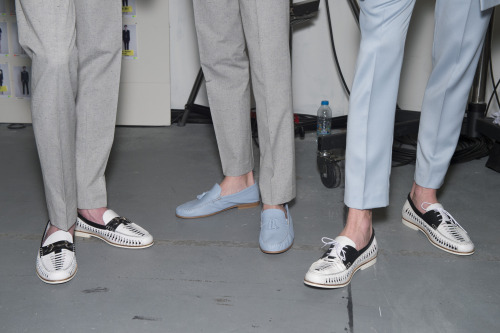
[468,10,500,172]
[177,68,211,127]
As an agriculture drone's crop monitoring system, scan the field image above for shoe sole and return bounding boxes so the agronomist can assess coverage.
[260,241,294,254]
[75,230,154,249]
[176,201,260,219]
[36,265,78,285]
[402,218,474,256]
[303,256,377,289]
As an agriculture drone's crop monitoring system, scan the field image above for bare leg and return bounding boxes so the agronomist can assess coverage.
[219,171,286,214]
[219,171,255,197]
[77,207,108,225]
[263,204,286,214]
[410,182,438,214]
[339,208,373,250]
[43,223,76,242]
[43,205,107,241]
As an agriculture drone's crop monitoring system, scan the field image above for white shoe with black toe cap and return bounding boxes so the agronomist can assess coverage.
[75,210,154,249]
[304,230,378,289]
[402,194,474,255]
[36,224,78,284]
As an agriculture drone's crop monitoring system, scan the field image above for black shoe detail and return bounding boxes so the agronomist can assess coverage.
[40,241,75,256]
[406,194,442,230]
[322,230,376,269]
[77,214,132,232]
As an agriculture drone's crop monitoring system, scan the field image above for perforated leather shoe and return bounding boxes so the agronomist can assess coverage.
[75,210,154,249]
[304,232,378,289]
[36,225,78,284]
[402,194,474,255]
[176,183,260,218]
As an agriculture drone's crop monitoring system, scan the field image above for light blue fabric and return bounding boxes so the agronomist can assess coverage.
[344,0,493,209]
[481,0,500,10]
[259,204,294,253]
[176,183,260,218]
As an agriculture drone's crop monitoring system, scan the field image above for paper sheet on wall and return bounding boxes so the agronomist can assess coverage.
[13,65,30,98]
[0,0,6,16]
[0,22,8,55]
[122,0,137,17]
[0,63,11,97]
[122,23,139,60]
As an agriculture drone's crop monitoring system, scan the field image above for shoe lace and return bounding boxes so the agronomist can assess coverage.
[422,202,468,237]
[321,237,346,261]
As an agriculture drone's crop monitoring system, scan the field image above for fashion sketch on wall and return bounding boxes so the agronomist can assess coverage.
[0,22,8,55]
[13,65,30,98]
[0,63,11,96]
[122,23,138,59]
[122,0,136,16]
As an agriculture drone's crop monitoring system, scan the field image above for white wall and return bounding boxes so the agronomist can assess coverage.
[169,0,208,109]
[169,0,500,117]
[118,0,171,125]
[0,0,170,126]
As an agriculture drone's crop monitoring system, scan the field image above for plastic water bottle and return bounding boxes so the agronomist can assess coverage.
[317,100,332,136]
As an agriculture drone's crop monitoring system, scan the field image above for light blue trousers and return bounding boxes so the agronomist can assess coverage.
[344,0,493,209]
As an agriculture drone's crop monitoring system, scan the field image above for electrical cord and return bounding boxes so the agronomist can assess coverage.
[486,77,500,115]
[325,0,351,97]
[486,29,500,116]
[392,134,493,167]
[489,53,500,112]
[486,44,500,116]
[7,123,26,130]
[392,11,499,166]
[174,0,498,168]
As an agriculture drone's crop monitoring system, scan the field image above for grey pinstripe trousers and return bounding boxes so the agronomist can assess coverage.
[16,0,122,230]
[192,0,296,205]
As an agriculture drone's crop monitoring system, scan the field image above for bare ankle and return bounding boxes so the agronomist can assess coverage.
[220,171,254,196]
[262,204,286,214]
[77,207,108,225]
[410,182,438,214]
[340,208,373,250]
[43,223,75,243]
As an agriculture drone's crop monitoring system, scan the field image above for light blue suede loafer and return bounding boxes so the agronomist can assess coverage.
[259,204,294,254]
[176,183,260,218]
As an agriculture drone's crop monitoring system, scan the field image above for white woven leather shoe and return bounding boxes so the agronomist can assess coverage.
[402,194,474,255]
[75,210,153,249]
[304,231,378,289]
[36,227,77,284]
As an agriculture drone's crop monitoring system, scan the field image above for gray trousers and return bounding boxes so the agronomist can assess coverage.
[344,0,493,209]
[192,0,296,205]
[16,0,122,230]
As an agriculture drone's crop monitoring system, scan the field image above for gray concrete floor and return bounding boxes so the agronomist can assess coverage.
[1,123,499,333]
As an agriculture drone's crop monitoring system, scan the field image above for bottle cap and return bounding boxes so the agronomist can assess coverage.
[321,100,329,105]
